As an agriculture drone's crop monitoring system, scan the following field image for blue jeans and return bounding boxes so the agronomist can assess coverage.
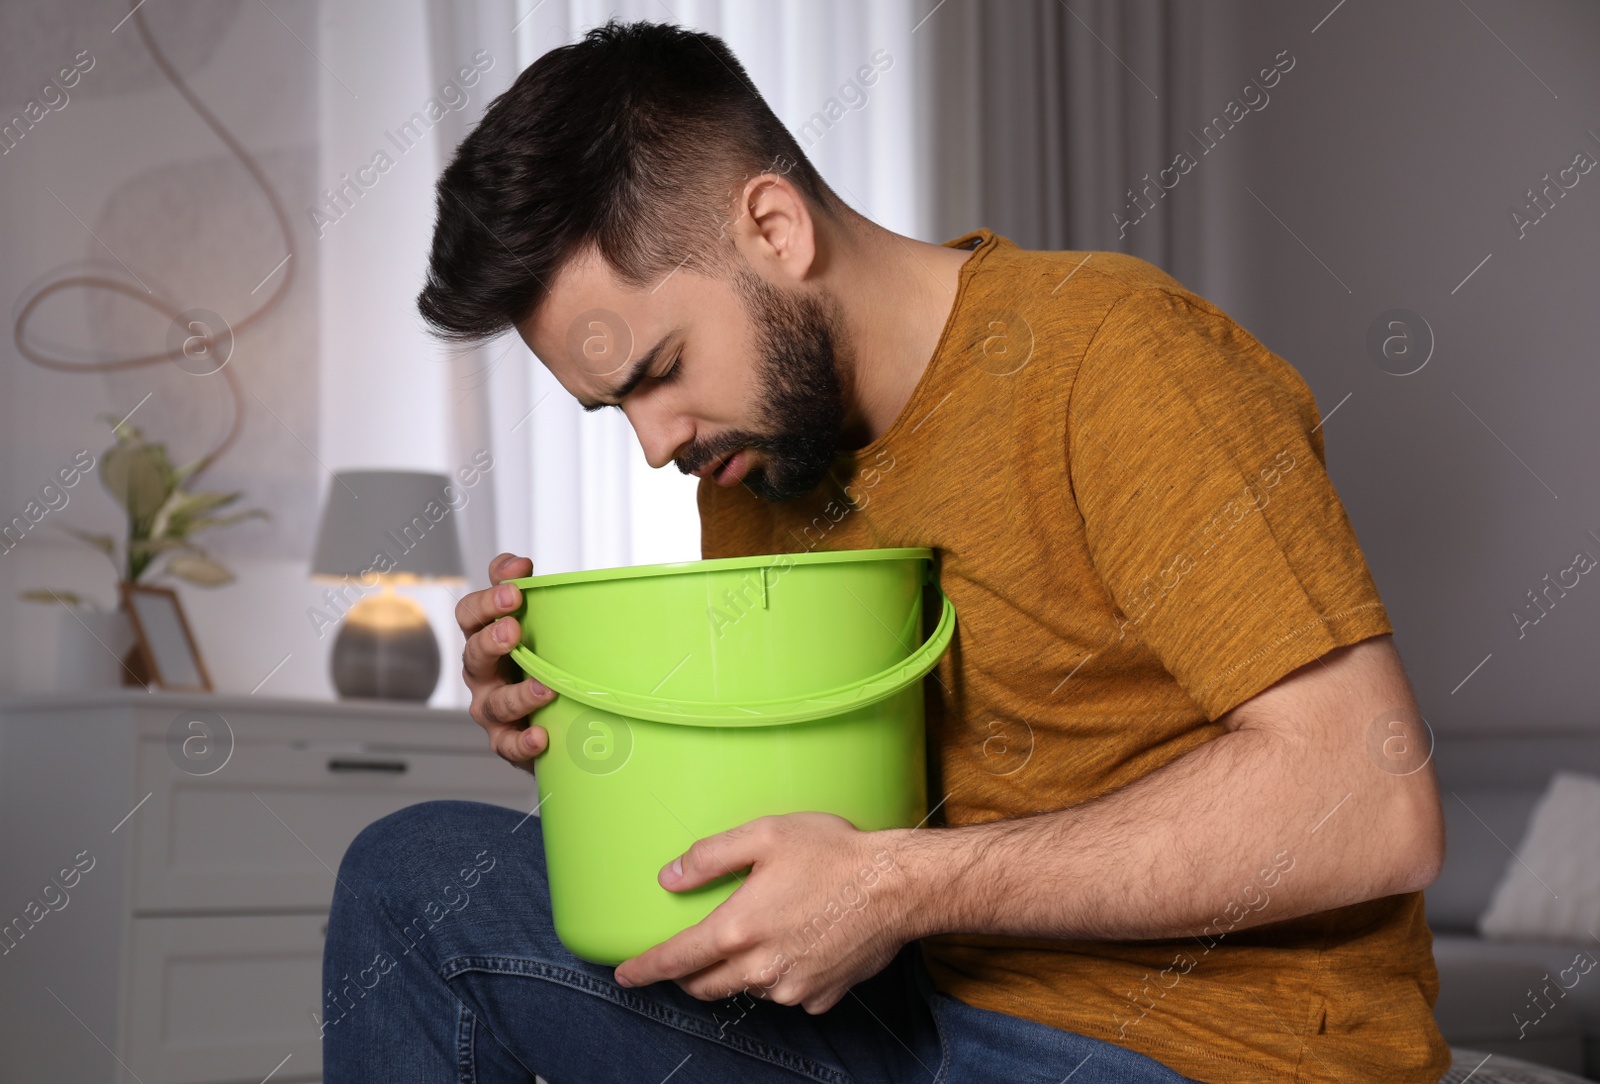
[322,800,1204,1083]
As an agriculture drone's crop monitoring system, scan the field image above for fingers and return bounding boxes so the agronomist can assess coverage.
[461,618,556,740]
[660,818,771,892]
[469,657,552,773]
[461,611,523,682]
[614,921,723,989]
[489,551,532,582]
[454,552,532,642]
[459,618,556,713]
[616,925,803,1007]
[479,673,556,729]
[489,722,548,771]
[455,580,524,642]
[668,960,770,1005]
[453,552,558,769]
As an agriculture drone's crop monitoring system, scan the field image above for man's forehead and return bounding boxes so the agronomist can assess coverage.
[525,245,740,350]
[522,248,642,363]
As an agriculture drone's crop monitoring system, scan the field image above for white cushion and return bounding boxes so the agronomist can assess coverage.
[1479,771,1600,942]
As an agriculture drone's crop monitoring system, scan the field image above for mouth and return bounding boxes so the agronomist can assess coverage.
[709,448,750,487]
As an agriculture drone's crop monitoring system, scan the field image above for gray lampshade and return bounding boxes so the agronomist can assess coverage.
[310,470,466,581]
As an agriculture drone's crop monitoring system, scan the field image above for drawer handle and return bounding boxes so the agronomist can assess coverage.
[327,758,409,774]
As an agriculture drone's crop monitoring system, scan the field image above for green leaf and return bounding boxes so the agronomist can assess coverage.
[102,415,143,444]
[102,442,173,524]
[176,491,240,517]
[128,536,190,557]
[160,490,242,537]
[182,509,269,532]
[91,421,263,581]
[166,553,235,586]
[148,488,189,542]
[19,588,85,607]
[172,455,207,484]
[53,524,116,557]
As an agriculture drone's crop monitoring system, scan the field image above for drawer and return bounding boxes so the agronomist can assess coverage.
[123,913,325,1084]
[133,738,536,912]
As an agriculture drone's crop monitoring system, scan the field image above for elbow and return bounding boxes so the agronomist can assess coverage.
[1389,791,1446,896]
[1394,834,1444,896]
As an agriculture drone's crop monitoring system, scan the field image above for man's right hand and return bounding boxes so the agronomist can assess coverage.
[456,552,557,774]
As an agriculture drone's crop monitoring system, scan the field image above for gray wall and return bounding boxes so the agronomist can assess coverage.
[940,0,1600,732]
[1227,0,1600,733]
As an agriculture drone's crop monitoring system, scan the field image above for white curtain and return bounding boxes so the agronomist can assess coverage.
[321,0,947,604]
[309,0,938,704]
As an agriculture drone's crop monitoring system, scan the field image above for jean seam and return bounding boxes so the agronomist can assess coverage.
[441,954,852,1084]
[925,991,953,1084]
[457,1000,475,1084]
[359,890,536,1083]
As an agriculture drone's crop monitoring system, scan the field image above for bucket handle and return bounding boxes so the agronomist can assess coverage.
[507,585,956,728]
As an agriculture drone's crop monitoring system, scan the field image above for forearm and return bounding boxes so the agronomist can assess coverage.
[885,651,1443,943]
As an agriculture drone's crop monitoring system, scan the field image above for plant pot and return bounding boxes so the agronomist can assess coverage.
[57,608,138,691]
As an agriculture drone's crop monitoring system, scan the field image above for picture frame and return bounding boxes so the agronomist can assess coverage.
[119,582,212,693]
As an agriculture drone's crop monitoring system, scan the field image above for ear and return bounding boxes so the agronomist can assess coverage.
[726,171,818,286]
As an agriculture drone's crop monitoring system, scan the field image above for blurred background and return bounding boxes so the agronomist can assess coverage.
[3,0,1597,721]
[1,1,1598,1081]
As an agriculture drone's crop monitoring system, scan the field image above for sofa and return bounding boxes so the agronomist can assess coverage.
[1429,730,1600,1078]
[1443,1047,1592,1082]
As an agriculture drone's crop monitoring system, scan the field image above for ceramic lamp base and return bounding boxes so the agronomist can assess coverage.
[330,591,440,701]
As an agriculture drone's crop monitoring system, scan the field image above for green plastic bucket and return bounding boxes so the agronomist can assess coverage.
[504,547,954,964]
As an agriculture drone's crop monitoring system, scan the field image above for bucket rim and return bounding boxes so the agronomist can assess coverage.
[509,583,955,727]
[501,546,934,591]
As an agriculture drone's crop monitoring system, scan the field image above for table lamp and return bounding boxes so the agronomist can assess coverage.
[310,470,466,700]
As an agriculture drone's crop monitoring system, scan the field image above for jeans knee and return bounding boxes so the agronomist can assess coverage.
[333,799,570,976]
[339,800,535,894]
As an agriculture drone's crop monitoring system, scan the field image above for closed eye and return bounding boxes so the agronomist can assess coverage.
[591,352,682,413]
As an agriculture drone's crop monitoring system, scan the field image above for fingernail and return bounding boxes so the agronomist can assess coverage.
[529,681,551,697]
[493,619,513,645]
[664,856,683,882]
[615,972,632,988]
[496,585,517,608]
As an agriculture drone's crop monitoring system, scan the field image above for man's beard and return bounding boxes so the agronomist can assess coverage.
[684,268,850,503]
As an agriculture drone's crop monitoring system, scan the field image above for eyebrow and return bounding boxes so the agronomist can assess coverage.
[577,336,670,413]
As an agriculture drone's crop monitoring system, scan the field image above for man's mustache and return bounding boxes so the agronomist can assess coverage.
[672,431,764,479]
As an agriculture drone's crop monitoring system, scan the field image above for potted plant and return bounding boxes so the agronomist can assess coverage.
[21,417,267,687]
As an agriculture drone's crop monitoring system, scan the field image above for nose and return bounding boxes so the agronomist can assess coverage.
[625,399,695,471]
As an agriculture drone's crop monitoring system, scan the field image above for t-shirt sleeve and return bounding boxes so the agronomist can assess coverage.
[1067,286,1391,720]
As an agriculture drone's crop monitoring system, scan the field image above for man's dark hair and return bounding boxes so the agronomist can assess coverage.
[417,19,842,343]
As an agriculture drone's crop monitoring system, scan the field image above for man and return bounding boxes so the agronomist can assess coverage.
[324,19,1449,1083]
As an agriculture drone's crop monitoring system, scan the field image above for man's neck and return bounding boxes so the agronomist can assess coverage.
[825,219,976,452]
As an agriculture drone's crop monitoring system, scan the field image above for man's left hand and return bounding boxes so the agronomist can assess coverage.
[612,812,912,1013]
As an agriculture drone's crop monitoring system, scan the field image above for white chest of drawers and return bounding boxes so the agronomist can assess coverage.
[0,691,536,1084]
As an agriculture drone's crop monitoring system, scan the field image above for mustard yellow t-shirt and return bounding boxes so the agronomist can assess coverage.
[696,229,1448,1083]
